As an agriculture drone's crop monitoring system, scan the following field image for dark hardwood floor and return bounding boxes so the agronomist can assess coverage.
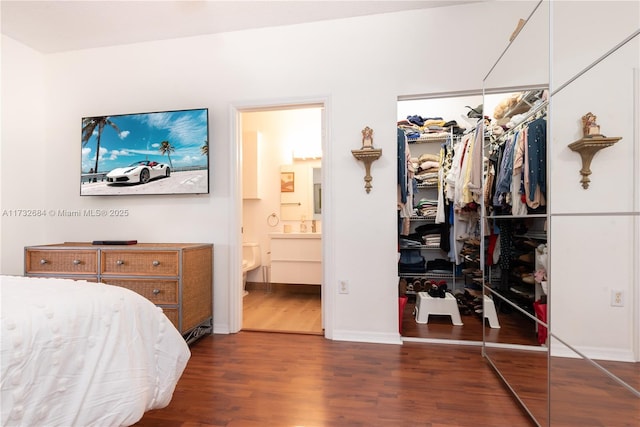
[548,356,640,426]
[134,332,535,427]
[135,289,638,426]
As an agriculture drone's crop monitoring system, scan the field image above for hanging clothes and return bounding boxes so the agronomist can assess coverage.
[487,111,547,215]
[465,122,484,203]
[397,128,414,236]
[524,117,547,211]
[511,129,528,216]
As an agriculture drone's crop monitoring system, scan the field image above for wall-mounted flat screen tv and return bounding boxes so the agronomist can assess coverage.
[80,108,209,196]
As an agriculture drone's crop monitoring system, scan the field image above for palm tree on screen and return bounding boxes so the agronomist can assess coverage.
[159,140,175,168]
[81,116,121,174]
[201,139,208,156]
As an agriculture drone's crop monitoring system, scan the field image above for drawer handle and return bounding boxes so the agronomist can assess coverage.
[152,260,160,266]
[116,260,124,265]
[152,289,161,295]
[73,259,81,265]
[40,259,48,265]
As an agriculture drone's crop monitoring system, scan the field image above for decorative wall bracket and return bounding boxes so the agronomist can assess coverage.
[351,127,382,193]
[568,113,621,189]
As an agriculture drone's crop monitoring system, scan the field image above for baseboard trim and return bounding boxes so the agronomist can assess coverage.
[550,343,636,362]
[331,330,402,345]
[402,337,484,347]
[246,282,321,294]
[213,323,230,334]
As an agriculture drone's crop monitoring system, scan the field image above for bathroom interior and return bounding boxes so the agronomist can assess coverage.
[240,105,323,334]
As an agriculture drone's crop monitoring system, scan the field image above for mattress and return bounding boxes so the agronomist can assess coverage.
[0,275,190,427]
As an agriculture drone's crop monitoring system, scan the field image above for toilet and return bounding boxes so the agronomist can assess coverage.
[242,242,261,296]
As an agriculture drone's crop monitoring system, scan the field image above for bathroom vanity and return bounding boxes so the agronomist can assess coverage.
[269,232,321,285]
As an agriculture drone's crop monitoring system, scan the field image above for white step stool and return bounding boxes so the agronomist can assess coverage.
[484,294,500,328]
[415,292,463,325]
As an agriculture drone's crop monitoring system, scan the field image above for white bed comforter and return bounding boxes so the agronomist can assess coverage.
[0,275,190,427]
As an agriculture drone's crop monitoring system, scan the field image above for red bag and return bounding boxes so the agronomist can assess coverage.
[398,296,408,334]
[533,300,547,345]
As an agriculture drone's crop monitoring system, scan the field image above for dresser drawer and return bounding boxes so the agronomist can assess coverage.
[101,250,179,276]
[25,249,98,275]
[102,278,179,305]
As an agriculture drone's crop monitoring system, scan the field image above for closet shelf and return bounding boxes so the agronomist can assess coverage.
[409,215,436,222]
[399,272,460,280]
[501,90,544,120]
[407,134,449,144]
[399,244,441,250]
[514,232,547,240]
[508,285,536,302]
[486,214,547,220]
[416,182,438,189]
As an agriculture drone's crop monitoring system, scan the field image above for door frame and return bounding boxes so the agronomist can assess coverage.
[229,96,334,337]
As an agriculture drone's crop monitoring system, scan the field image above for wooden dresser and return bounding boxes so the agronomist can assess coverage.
[24,242,213,343]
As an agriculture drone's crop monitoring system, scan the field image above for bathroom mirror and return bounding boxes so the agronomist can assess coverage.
[312,167,321,217]
[280,162,321,222]
[482,0,550,424]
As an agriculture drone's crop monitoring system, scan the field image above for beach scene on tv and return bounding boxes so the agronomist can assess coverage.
[81,108,209,196]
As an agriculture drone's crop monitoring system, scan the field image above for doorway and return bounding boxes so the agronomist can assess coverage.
[238,103,325,335]
[397,93,484,343]
[398,91,545,346]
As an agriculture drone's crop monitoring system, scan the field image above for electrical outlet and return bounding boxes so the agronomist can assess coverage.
[611,290,624,307]
[339,280,349,294]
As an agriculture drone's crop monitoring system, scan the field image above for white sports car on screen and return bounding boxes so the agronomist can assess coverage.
[106,160,170,184]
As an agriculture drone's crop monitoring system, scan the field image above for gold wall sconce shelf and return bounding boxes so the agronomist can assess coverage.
[568,113,621,189]
[352,126,382,193]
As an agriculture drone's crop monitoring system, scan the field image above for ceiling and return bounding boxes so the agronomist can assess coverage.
[1,0,479,54]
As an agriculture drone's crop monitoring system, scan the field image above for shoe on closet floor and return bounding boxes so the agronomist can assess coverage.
[518,252,534,263]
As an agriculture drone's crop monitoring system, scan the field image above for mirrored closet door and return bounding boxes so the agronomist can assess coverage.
[547,0,639,425]
[482,1,640,426]
[482,1,550,424]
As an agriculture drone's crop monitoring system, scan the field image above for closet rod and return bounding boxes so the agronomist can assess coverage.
[461,119,482,136]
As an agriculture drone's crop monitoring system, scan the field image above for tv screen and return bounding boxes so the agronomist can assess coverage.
[80,108,209,196]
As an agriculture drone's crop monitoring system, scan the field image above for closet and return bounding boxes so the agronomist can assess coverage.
[397,92,552,346]
[397,95,485,342]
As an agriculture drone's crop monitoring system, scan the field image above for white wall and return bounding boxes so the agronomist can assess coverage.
[0,37,47,271]
[0,1,552,342]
